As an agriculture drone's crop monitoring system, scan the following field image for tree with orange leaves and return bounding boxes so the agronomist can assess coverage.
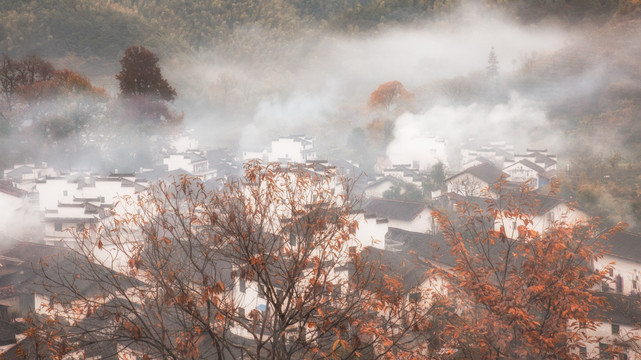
[17,68,107,104]
[364,81,414,155]
[368,80,414,112]
[430,180,624,359]
[29,162,431,360]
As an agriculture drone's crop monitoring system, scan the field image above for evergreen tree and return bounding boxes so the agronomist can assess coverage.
[116,46,176,101]
[486,46,499,78]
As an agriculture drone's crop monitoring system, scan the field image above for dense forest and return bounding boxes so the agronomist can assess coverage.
[1,0,641,59]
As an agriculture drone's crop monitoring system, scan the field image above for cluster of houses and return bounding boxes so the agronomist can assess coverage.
[0,135,639,358]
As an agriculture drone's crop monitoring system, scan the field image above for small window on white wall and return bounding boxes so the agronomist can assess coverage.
[579,346,587,359]
[616,275,624,293]
[612,323,620,335]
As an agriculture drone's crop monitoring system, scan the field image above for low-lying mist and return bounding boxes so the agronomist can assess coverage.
[5,2,641,182]
[165,4,577,159]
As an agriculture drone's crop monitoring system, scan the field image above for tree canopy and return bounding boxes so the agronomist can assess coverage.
[27,162,430,359]
[431,180,624,359]
[21,165,627,359]
[116,46,176,101]
[368,80,414,112]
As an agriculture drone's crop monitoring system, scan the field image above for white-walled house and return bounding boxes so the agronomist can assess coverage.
[502,159,553,189]
[460,142,514,170]
[170,135,199,153]
[43,201,106,246]
[386,135,448,171]
[163,151,215,179]
[364,198,434,233]
[460,156,495,171]
[243,136,316,164]
[34,175,81,212]
[271,136,316,163]
[577,292,641,360]
[495,195,589,239]
[35,173,148,214]
[364,163,427,199]
[381,164,426,189]
[445,163,506,198]
[505,149,557,172]
[35,173,148,248]
[0,181,27,217]
[3,163,58,192]
[0,181,40,239]
[364,176,397,198]
[594,231,641,296]
[352,211,388,250]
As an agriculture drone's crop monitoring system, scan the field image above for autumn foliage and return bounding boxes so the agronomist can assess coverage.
[431,180,623,359]
[17,68,106,104]
[0,54,56,111]
[30,161,428,359]
[368,80,414,112]
[22,163,624,359]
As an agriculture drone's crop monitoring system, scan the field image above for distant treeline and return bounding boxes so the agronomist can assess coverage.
[1,0,639,59]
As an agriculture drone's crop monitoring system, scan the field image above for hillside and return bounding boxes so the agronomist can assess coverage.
[2,0,641,60]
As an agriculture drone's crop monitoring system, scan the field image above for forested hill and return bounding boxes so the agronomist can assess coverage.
[2,0,641,60]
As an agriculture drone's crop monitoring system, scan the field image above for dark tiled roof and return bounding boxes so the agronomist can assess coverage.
[184,152,207,163]
[0,241,67,266]
[0,181,27,198]
[516,152,557,168]
[464,156,495,167]
[363,198,429,222]
[0,320,16,346]
[505,159,546,174]
[435,191,482,204]
[366,176,397,189]
[139,166,192,181]
[0,243,114,300]
[533,152,557,167]
[606,231,641,263]
[386,227,455,267]
[360,246,430,293]
[107,173,135,178]
[445,163,506,184]
[592,292,641,326]
[529,193,577,215]
[43,216,101,223]
[526,148,548,153]
[4,165,33,178]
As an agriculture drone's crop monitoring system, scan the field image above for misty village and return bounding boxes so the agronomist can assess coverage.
[3,1,641,360]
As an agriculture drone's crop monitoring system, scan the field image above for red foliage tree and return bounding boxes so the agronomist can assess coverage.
[368,80,414,112]
[17,69,106,104]
[29,162,429,359]
[431,180,624,359]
